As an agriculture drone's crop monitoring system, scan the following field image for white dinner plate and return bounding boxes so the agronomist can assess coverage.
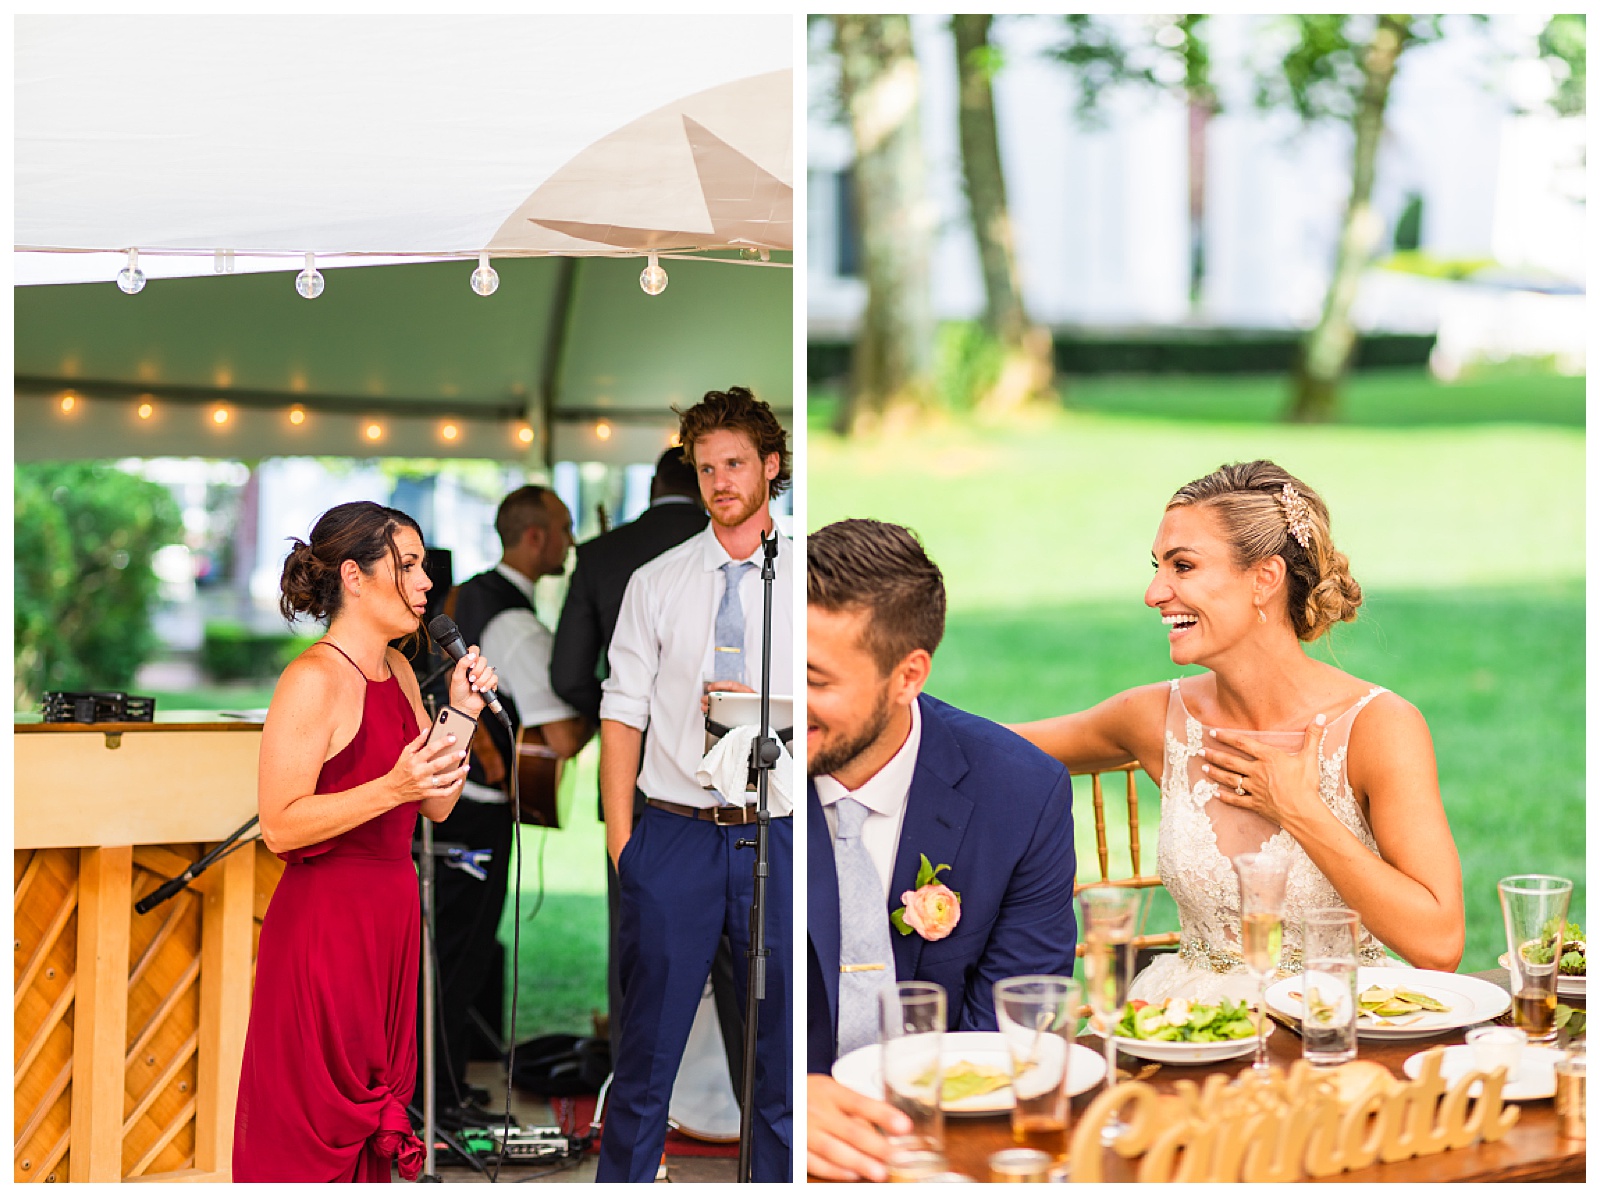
[1265,966,1511,1042]
[831,1030,1107,1116]
[1497,953,1586,999]
[1402,1043,1560,1101]
[1103,1025,1263,1065]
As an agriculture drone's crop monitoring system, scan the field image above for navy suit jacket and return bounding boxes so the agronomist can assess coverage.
[807,694,1077,1075]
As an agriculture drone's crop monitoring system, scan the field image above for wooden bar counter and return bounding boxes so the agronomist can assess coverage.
[14,714,283,1184]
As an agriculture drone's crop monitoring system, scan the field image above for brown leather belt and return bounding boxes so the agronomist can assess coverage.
[646,798,762,826]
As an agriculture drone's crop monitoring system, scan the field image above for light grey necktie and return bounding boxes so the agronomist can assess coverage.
[834,796,895,1058]
[714,561,756,683]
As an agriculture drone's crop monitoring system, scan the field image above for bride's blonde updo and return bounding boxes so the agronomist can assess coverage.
[279,501,423,623]
[1167,461,1362,642]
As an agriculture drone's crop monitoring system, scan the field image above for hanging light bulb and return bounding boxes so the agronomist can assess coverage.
[295,252,324,299]
[212,406,230,425]
[288,407,307,426]
[117,249,146,295]
[516,424,534,445]
[137,401,154,420]
[470,252,499,297]
[639,252,668,296]
[595,420,613,441]
[59,393,77,414]
[440,422,459,442]
[364,422,384,442]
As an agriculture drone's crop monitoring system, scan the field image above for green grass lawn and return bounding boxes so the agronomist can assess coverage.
[811,377,1585,975]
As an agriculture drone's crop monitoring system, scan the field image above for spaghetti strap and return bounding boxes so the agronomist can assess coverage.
[318,639,381,682]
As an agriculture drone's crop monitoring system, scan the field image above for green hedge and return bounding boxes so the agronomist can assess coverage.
[201,622,318,682]
[808,327,1437,381]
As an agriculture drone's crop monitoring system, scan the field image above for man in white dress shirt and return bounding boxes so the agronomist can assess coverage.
[416,485,588,1125]
[595,387,794,1183]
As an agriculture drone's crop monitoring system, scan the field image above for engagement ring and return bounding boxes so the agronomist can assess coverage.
[1235,783,1247,796]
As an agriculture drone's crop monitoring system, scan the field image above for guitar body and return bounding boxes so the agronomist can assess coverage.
[467,720,563,828]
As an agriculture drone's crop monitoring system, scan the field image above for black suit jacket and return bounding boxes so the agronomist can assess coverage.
[551,498,707,724]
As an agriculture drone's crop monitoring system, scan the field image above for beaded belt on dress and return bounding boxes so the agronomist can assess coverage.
[1177,936,1392,976]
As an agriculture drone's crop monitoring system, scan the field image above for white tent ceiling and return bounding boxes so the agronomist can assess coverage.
[14,15,795,465]
[15,14,793,282]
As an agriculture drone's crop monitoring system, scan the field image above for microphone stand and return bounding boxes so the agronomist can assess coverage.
[735,531,782,1183]
[133,815,260,914]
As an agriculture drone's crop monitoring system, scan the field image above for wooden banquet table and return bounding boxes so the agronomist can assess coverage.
[815,972,1586,1185]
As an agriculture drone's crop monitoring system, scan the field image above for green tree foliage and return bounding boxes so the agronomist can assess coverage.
[1539,14,1585,117]
[14,463,184,706]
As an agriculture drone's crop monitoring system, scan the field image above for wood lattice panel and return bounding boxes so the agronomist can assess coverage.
[14,843,281,1183]
[121,847,204,1179]
[14,849,79,1184]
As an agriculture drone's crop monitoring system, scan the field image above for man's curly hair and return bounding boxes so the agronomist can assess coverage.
[675,386,791,498]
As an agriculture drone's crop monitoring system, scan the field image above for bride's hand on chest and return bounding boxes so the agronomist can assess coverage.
[1198,718,1328,834]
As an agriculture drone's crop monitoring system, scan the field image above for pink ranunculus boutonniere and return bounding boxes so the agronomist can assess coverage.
[891,854,961,941]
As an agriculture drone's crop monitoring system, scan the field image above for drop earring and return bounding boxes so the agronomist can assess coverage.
[1257,606,1266,624]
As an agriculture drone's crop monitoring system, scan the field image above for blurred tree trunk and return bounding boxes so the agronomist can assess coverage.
[1291,17,1411,422]
[952,14,1053,414]
[834,14,937,433]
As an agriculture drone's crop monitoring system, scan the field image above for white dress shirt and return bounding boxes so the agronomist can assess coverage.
[814,697,923,901]
[600,522,794,814]
[461,563,579,804]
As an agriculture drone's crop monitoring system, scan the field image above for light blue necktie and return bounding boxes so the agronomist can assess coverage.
[714,561,756,684]
[835,796,895,1058]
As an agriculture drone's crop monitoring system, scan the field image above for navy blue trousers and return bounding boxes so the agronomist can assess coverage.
[596,806,792,1182]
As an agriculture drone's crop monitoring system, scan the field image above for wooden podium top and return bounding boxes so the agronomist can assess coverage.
[14,713,263,849]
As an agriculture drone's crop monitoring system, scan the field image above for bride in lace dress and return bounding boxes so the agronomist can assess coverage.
[1015,461,1464,1004]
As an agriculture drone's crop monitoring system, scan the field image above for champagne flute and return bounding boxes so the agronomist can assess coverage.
[1079,887,1140,1144]
[1232,851,1289,1076]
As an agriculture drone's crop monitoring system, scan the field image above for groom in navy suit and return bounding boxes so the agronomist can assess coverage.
[804,520,1077,1182]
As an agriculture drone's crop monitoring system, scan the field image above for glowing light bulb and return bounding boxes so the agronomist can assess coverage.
[289,407,306,426]
[117,249,146,295]
[440,422,459,441]
[137,402,154,420]
[212,407,230,425]
[470,252,499,297]
[60,394,77,414]
[595,421,613,441]
[296,252,324,299]
[516,425,534,445]
[639,252,668,296]
[364,423,383,441]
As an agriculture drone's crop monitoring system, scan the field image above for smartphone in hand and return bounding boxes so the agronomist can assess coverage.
[425,705,473,757]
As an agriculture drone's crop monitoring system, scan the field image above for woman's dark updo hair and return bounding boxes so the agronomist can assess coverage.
[279,502,424,623]
[1167,460,1362,643]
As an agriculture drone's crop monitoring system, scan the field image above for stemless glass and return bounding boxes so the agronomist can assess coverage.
[1080,887,1140,1144]
[880,981,946,1159]
[1232,851,1289,1076]
[993,976,1081,1165]
[1300,907,1360,1066]
[1498,875,1573,1043]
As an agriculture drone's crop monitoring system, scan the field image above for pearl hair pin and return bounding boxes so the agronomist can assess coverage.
[1279,483,1314,549]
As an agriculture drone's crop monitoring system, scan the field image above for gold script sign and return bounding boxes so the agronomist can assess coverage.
[1068,1049,1520,1182]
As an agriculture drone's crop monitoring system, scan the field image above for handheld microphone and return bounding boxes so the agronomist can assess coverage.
[426,614,511,729]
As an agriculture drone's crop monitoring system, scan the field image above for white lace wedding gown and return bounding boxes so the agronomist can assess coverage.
[1128,679,1395,1006]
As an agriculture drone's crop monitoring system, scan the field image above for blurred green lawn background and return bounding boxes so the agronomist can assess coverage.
[809,368,1585,974]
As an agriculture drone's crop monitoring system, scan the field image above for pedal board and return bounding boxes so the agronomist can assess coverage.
[442,1124,580,1164]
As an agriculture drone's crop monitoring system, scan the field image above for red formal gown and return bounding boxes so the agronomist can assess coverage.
[232,672,426,1182]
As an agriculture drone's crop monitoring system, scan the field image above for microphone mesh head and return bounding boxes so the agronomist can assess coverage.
[426,614,461,645]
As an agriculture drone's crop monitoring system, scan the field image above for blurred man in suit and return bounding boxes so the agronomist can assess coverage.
[550,448,714,1072]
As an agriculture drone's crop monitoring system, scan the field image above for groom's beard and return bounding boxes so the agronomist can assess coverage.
[807,685,892,781]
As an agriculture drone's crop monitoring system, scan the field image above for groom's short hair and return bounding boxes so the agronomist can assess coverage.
[808,519,945,674]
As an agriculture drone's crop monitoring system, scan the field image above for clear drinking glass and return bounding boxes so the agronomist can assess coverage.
[1080,887,1140,1144]
[1498,875,1573,1043]
[1300,907,1360,1066]
[1232,851,1289,1076]
[993,976,1081,1165]
[880,981,946,1159]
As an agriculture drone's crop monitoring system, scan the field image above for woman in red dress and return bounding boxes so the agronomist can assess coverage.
[232,502,498,1182]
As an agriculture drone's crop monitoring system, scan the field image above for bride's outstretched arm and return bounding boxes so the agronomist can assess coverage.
[1206,694,1464,971]
[1009,682,1168,775]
